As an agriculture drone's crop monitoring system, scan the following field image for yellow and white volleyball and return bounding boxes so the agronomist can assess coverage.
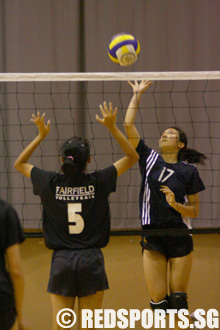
[108,33,140,66]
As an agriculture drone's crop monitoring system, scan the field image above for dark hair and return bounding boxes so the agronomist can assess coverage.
[171,127,207,165]
[60,137,90,182]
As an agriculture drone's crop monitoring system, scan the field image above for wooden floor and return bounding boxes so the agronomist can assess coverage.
[20,234,220,329]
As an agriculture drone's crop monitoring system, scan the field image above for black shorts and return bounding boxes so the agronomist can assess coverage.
[47,248,109,298]
[0,295,16,330]
[141,234,193,259]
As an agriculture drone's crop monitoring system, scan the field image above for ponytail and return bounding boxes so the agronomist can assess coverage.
[171,127,207,165]
[60,137,90,182]
[61,157,81,181]
[178,147,207,165]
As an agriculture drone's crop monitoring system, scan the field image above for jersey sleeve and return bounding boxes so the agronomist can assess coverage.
[136,139,152,170]
[5,204,25,250]
[186,167,206,195]
[97,165,117,195]
[31,166,56,196]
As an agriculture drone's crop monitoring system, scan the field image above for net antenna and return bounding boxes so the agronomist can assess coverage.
[0,71,220,236]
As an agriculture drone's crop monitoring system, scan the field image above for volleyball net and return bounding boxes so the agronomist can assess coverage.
[0,71,220,236]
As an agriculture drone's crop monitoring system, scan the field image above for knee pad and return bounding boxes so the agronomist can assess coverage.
[168,292,188,310]
[150,296,169,312]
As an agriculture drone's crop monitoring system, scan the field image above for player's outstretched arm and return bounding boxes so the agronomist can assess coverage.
[124,80,153,149]
[96,101,139,177]
[14,112,51,178]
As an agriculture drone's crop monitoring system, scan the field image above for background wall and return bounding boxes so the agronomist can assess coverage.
[1,0,220,73]
[0,1,220,230]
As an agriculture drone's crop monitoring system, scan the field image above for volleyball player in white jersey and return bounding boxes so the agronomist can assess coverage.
[124,81,206,325]
[14,102,139,330]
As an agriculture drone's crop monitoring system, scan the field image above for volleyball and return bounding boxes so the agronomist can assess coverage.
[108,33,140,66]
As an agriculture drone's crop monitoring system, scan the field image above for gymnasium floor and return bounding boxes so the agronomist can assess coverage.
[20,234,220,329]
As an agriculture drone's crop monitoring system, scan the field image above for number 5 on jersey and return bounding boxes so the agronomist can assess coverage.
[68,203,85,234]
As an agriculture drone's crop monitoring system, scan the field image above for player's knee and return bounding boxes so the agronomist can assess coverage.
[168,292,188,310]
[150,296,169,312]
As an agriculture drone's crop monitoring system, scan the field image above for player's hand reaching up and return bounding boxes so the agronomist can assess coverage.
[31,112,51,139]
[96,101,117,130]
[128,80,153,95]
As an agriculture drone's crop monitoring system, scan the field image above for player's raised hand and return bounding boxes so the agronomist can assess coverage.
[128,80,153,95]
[96,101,117,130]
[31,112,51,139]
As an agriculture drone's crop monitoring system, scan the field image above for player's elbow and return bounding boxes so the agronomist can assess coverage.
[9,265,23,281]
[14,159,21,172]
[14,163,24,175]
[129,158,138,168]
[124,121,133,134]
[128,150,139,163]
[14,160,25,175]
[129,154,139,167]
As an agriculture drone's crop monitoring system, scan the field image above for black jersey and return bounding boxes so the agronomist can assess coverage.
[31,165,117,250]
[136,139,205,228]
[0,200,25,300]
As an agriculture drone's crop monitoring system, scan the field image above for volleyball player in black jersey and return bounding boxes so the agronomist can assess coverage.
[0,199,29,330]
[14,102,139,330]
[124,81,206,326]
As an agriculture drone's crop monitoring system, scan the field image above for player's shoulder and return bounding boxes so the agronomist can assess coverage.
[0,198,7,207]
[0,199,12,213]
[31,166,59,180]
[137,139,152,153]
[88,166,117,188]
[32,166,57,175]
[89,165,116,176]
[181,161,198,170]
[178,161,199,177]
[0,199,17,223]
[0,199,9,217]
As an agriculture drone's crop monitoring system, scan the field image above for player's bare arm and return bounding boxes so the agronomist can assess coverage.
[96,101,139,177]
[14,112,51,178]
[124,80,153,149]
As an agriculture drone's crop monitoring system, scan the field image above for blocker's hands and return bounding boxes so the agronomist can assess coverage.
[96,101,117,130]
[31,112,51,139]
[128,80,153,95]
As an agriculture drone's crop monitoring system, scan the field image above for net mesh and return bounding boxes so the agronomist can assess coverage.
[0,72,220,235]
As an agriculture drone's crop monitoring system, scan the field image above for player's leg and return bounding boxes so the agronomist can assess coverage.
[169,252,193,330]
[47,250,78,329]
[169,234,193,296]
[143,249,168,308]
[76,248,107,329]
[169,252,193,312]
[169,251,193,294]
[78,291,104,330]
[50,293,75,330]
